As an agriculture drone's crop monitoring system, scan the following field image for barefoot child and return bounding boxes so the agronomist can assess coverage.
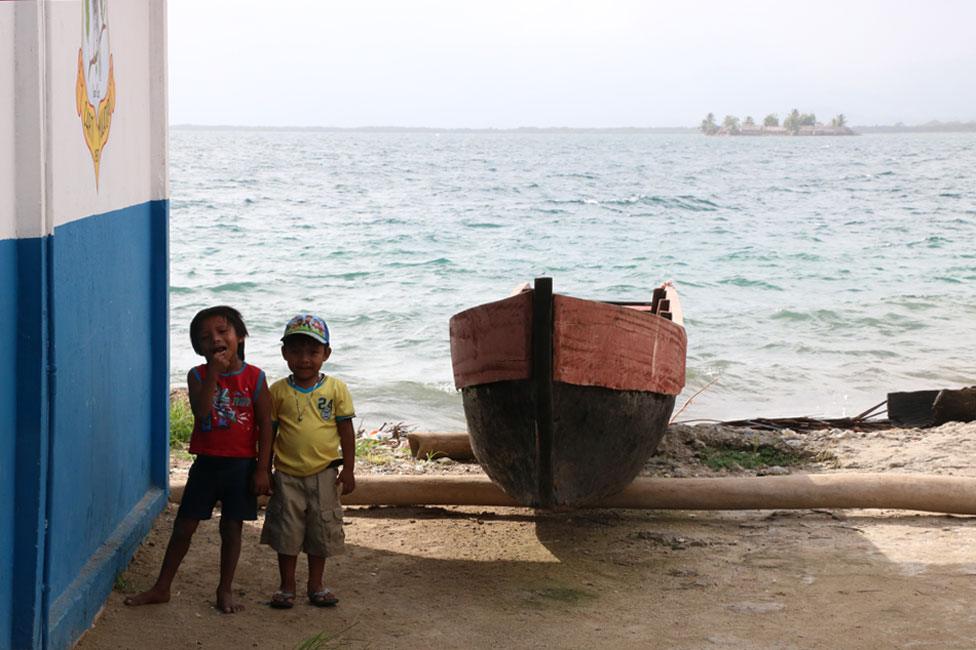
[126,305,272,613]
[262,313,356,609]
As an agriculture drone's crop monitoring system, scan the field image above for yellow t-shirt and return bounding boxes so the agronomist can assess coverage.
[269,375,355,477]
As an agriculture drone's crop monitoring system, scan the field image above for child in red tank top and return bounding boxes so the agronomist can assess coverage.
[125,306,273,614]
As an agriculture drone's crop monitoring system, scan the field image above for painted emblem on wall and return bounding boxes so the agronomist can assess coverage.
[75,0,116,188]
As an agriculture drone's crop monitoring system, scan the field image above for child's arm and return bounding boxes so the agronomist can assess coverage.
[187,351,231,420]
[253,376,273,495]
[186,367,218,421]
[336,419,356,494]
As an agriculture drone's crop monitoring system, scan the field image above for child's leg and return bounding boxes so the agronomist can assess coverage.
[213,457,258,613]
[216,518,244,613]
[124,517,199,606]
[267,553,299,608]
[306,554,338,606]
[262,470,305,608]
[307,554,326,595]
[277,553,299,595]
[305,467,342,606]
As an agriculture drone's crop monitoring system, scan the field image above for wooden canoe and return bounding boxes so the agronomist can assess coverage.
[449,278,687,508]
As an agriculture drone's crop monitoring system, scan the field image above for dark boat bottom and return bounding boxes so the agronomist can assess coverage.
[462,381,675,508]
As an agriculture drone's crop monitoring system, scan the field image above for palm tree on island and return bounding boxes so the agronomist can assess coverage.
[722,115,740,135]
[700,112,718,135]
[700,109,855,136]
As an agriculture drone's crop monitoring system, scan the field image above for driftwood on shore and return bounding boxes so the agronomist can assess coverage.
[406,432,476,461]
[888,387,976,428]
[681,390,975,432]
[378,390,976,464]
[708,416,892,432]
[402,412,893,463]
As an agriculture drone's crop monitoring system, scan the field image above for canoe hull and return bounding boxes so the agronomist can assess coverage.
[462,381,675,507]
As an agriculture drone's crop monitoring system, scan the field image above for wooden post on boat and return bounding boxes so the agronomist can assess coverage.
[532,277,555,509]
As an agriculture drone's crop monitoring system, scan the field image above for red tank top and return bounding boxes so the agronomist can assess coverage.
[188,363,265,458]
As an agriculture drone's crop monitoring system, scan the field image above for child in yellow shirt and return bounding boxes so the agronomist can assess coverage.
[261,313,356,608]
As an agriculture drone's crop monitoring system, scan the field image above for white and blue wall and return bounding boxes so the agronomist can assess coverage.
[1,2,169,648]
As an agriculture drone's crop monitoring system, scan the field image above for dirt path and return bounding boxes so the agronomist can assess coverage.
[78,422,976,649]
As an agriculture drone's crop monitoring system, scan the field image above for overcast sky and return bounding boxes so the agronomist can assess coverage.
[168,0,976,128]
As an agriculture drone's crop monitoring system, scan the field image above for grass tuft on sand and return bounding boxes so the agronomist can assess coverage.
[698,445,803,471]
[169,391,194,447]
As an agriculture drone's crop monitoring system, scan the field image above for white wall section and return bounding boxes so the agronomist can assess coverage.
[2,0,167,238]
[0,3,16,237]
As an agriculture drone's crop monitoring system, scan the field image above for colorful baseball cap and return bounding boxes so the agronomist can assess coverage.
[281,313,330,345]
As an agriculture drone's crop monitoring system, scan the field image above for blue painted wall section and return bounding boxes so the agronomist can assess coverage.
[0,236,19,646]
[2,199,169,650]
[13,236,49,650]
[45,200,169,648]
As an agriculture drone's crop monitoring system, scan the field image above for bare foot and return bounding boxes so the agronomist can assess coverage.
[216,589,244,614]
[124,586,170,607]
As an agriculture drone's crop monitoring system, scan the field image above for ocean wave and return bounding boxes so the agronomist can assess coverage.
[534,207,570,215]
[462,221,504,229]
[601,194,720,211]
[211,281,259,292]
[789,252,823,262]
[718,277,784,291]
[771,309,823,322]
[386,257,454,268]
[550,172,598,180]
[326,271,371,280]
[907,235,950,248]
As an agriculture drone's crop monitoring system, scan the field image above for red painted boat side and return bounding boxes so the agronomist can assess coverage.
[450,288,687,394]
[552,295,687,395]
[449,290,532,388]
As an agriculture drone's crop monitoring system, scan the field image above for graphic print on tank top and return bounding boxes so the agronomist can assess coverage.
[201,386,253,432]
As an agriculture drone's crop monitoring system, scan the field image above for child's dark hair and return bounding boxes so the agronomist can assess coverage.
[189,305,248,360]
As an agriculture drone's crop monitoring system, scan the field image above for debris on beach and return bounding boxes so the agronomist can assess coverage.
[887,387,976,428]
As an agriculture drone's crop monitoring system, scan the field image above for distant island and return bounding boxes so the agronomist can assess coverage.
[700,110,855,136]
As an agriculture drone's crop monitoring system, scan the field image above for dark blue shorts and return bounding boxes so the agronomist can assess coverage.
[177,456,258,521]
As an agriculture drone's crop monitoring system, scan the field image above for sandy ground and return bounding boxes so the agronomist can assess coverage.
[77,421,976,649]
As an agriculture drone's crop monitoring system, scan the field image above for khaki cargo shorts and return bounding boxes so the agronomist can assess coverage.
[260,467,345,557]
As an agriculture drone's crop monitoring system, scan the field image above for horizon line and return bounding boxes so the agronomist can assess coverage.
[170,120,976,133]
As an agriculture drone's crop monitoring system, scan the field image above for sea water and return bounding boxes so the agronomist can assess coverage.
[170,129,976,430]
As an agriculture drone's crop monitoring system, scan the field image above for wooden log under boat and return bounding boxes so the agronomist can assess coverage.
[449,278,687,508]
[338,473,976,515]
[407,432,477,461]
[170,473,976,516]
